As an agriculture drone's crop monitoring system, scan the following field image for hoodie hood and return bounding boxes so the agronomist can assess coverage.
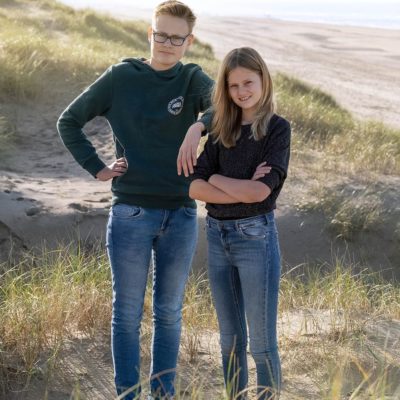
[121,57,185,79]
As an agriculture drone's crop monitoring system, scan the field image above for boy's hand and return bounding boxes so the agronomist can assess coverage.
[177,122,204,177]
[96,157,127,181]
[251,162,272,181]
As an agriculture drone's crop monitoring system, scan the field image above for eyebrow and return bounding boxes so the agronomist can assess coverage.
[152,28,190,37]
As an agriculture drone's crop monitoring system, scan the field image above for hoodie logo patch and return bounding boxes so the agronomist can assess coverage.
[168,96,184,115]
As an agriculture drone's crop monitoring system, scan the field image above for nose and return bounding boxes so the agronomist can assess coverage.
[238,85,247,96]
[162,38,173,47]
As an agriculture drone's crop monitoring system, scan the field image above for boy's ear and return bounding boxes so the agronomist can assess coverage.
[187,34,194,46]
[147,26,152,42]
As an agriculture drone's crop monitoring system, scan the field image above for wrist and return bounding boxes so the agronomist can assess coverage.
[191,121,204,134]
[208,174,219,185]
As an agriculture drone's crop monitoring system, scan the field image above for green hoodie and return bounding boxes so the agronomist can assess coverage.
[57,58,213,209]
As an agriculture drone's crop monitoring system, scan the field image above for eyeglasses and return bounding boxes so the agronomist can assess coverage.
[152,31,191,46]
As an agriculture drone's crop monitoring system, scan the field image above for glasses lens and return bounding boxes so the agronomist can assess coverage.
[170,37,185,46]
[154,33,168,43]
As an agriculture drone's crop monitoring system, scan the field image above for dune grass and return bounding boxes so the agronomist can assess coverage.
[0,115,15,152]
[1,246,399,399]
[275,74,400,176]
[1,0,399,398]
[0,0,218,102]
[1,0,398,176]
[294,185,385,240]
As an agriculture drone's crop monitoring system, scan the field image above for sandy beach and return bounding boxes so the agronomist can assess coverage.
[1,3,400,398]
[196,16,400,128]
[1,8,399,274]
[110,8,400,128]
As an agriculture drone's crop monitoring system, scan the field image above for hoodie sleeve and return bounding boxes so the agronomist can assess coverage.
[191,134,219,182]
[57,67,113,178]
[193,69,214,112]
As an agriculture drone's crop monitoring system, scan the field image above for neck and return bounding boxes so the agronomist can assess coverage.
[241,110,256,124]
[147,58,177,71]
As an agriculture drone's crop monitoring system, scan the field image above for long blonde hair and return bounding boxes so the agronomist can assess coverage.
[211,47,275,148]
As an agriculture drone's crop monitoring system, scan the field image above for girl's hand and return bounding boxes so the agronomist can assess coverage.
[177,122,204,177]
[96,157,127,181]
[251,162,272,181]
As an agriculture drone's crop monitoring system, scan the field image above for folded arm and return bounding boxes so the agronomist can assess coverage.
[209,174,271,203]
[189,179,240,204]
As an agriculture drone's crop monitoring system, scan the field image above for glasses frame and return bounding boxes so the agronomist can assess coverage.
[152,31,191,47]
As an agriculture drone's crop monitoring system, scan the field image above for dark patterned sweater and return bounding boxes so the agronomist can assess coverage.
[191,114,291,219]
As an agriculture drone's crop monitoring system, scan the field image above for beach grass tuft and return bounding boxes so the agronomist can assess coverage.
[1,247,399,398]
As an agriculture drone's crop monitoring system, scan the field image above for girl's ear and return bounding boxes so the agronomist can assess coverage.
[147,26,152,42]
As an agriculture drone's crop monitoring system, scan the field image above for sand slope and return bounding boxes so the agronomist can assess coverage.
[1,13,399,277]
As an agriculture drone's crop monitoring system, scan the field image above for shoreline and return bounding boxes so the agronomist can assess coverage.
[70,3,400,128]
[194,15,400,128]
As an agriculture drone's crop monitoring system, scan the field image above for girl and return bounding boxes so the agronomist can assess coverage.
[189,47,290,399]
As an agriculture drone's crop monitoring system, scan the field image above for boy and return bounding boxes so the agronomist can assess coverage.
[57,2,213,399]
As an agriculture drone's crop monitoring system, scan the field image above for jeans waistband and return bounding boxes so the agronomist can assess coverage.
[206,211,275,231]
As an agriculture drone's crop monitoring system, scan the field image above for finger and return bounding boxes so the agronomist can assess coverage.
[187,151,194,175]
[191,144,197,168]
[177,150,183,175]
[256,167,271,173]
[181,154,189,177]
[257,161,267,167]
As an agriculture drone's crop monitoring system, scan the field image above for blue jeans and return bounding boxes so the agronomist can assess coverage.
[106,203,198,399]
[206,212,281,400]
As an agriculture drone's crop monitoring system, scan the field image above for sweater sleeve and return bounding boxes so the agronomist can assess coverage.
[57,67,113,178]
[259,117,291,191]
[191,135,219,182]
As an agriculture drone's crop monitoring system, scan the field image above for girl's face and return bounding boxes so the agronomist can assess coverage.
[227,67,263,120]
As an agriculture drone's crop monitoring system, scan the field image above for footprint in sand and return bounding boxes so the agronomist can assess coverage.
[69,203,90,212]
[25,206,41,216]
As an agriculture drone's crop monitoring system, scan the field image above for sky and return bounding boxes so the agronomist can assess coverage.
[60,0,400,29]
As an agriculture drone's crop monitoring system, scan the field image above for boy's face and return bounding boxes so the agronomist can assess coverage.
[148,14,193,71]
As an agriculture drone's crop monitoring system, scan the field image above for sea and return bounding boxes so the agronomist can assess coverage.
[60,0,400,30]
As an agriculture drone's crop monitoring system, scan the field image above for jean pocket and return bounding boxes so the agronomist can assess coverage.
[111,203,143,218]
[183,206,197,217]
[239,222,268,240]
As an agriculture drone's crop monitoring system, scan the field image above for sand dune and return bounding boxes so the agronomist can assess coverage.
[1,9,399,277]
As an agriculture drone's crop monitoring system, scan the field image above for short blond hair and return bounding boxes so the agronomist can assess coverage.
[153,1,197,32]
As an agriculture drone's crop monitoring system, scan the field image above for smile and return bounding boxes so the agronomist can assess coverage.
[239,96,251,101]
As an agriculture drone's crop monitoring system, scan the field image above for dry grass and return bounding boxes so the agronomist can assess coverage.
[294,185,386,240]
[276,74,400,176]
[0,0,218,103]
[1,1,399,399]
[1,248,399,399]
